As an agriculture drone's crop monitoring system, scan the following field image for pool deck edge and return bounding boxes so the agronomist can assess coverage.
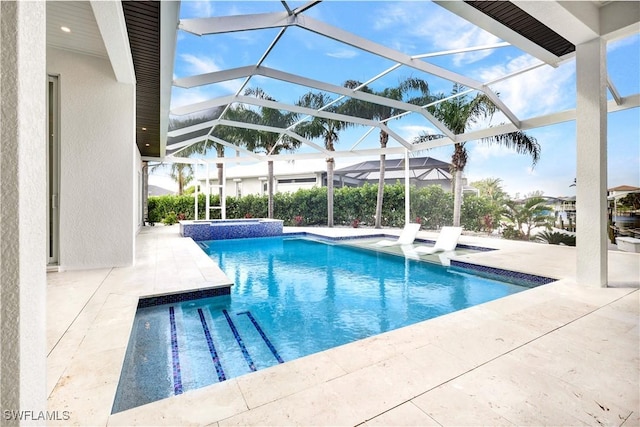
[46,226,640,427]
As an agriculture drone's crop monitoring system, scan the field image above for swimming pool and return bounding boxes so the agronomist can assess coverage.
[112,236,530,413]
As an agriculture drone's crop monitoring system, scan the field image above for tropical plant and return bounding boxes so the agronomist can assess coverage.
[535,230,576,246]
[151,114,215,195]
[460,194,495,232]
[240,88,300,218]
[413,84,540,227]
[342,78,431,228]
[470,177,508,205]
[167,109,224,198]
[162,211,178,225]
[469,177,508,232]
[618,192,640,211]
[295,91,354,227]
[502,196,553,240]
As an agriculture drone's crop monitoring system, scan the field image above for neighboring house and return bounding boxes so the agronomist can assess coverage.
[333,156,456,191]
[608,185,640,229]
[148,185,177,197]
[608,185,640,198]
[543,196,577,229]
[197,159,327,197]
[198,156,456,197]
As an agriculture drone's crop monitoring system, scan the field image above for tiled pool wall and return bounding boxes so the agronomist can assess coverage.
[450,260,556,288]
[284,231,495,252]
[180,219,283,241]
[137,286,231,308]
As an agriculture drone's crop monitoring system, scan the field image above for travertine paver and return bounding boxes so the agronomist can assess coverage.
[46,226,639,426]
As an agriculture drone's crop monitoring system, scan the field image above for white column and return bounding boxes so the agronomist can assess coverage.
[404,149,410,225]
[576,38,608,287]
[0,1,47,423]
[205,163,210,220]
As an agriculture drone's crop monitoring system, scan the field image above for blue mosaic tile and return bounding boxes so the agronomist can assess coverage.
[138,287,231,308]
[168,306,183,395]
[450,260,556,287]
[283,232,494,252]
[181,219,283,241]
[197,308,226,382]
[237,311,284,364]
[222,309,256,372]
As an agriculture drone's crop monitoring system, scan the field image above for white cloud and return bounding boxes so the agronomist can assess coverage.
[397,124,438,143]
[171,84,242,110]
[182,1,214,19]
[469,143,514,162]
[372,3,501,65]
[480,55,576,118]
[326,49,359,59]
[180,53,222,75]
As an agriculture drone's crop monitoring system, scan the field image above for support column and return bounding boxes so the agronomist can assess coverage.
[0,1,47,424]
[576,38,608,287]
[404,150,410,225]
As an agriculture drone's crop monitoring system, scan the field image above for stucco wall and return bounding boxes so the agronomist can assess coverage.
[47,47,136,269]
[0,2,47,423]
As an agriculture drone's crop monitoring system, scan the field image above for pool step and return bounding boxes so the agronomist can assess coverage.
[170,305,284,396]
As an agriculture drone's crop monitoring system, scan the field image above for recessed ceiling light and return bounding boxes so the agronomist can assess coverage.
[142,127,147,131]
[61,26,71,33]
[145,143,150,147]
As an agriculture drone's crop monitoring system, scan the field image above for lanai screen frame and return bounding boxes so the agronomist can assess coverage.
[160,1,638,168]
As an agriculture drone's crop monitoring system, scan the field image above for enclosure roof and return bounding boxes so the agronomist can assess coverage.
[162,1,639,165]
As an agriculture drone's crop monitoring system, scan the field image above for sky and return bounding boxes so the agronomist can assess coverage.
[152,1,640,199]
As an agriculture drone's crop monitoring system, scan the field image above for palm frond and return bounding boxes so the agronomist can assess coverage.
[482,130,540,166]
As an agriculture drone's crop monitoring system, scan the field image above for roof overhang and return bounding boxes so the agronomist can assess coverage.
[436,1,640,66]
[122,1,179,159]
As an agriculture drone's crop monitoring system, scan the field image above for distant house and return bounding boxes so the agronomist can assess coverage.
[608,185,640,198]
[333,156,455,191]
[198,156,456,197]
[148,185,176,197]
[197,159,327,198]
[543,196,577,229]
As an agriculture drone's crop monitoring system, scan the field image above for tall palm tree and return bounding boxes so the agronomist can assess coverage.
[169,163,193,195]
[343,78,431,228]
[237,88,300,218]
[295,92,352,227]
[414,84,540,227]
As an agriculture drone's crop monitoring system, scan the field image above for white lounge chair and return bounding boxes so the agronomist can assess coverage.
[414,226,462,254]
[375,223,421,247]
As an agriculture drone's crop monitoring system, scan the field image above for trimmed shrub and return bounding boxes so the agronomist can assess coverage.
[147,184,460,229]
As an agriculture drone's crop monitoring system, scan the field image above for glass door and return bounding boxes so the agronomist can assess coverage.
[47,75,60,265]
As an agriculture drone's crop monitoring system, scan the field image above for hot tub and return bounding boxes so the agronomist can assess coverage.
[180,218,284,241]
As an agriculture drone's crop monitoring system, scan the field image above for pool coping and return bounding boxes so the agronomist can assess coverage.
[46,226,640,426]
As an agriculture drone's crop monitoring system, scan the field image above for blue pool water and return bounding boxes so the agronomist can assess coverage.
[112,236,527,413]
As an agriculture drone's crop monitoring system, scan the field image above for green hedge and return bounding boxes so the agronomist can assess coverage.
[147,184,497,230]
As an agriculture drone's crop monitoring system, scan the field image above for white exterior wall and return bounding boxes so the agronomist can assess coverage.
[202,174,322,198]
[0,2,47,422]
[47,47,136,269]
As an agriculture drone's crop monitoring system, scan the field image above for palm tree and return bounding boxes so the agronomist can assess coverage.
[414,84,540,227]
[155,114,218,195]
[295,92,353,227]
[342,78,431,228]
[503,196,552,239]
[470,177,507,204]
[237,88,300,218]
[169,163,193,195]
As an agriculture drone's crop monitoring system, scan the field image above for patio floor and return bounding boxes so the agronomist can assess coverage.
[47,225,639,426]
